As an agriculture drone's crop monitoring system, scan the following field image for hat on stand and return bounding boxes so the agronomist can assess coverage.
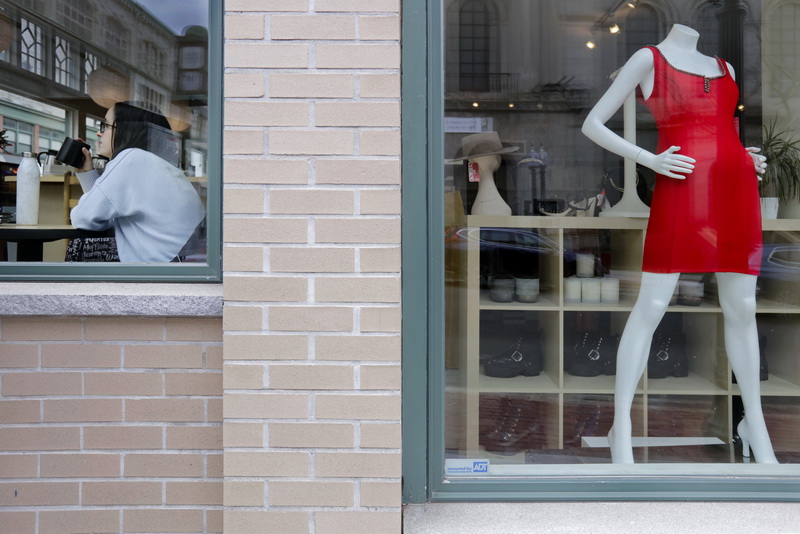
[451,131,519,161]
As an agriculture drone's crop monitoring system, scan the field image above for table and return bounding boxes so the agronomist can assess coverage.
[0,224,111,261]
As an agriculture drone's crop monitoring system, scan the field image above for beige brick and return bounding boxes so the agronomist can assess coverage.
[270,364,354,389]
[166,372,222,396]
[166,481,223,505]
[360,247,400,272]
[224,393,308,419]
[0,427,79,451]
[360,422,401,448]
[224,187,265,214]
[44,399,123,422]
[361,189,400,215]
[316,276,400,303]
[125,345,203,369]
[206,345,224,370]
[42,344,121,368]
[223,334,308,360]
[85,317,163,341]
[224,246,265,272]
[269,422,354,448]
[223,363,264,389]
[316,158,399,185]
[226,0,307,11]
[207,453,224,476]
[361,306,401,332]
[272,15,355,40]
[269,306,352,332]
[123,509,203,533]
[317,451,401,477]
[0,400,40,423]
[271,247,355,273]
[361,364,401,390]
[0,344,38,368]
[39,510,119,534]
[360,73,401,98]
[225,452,308,477]
[0,512,35,534]
[83,481,161,505]
[224,422,264,447]
[209,398,223,422]
[316,218,399,244]
[225,14,265,40]
[317,44,399,69]
[317,0,398,12]
[224,275,307,302]
[359,15,400,40]
[271,130,354,156]
[126,399,205,422]
[224,511,308,534]
[166,318,222,342]
[224,217,308,243]
[0,455,37,478]
[226,43,308,69]
[224,158,307,184]
[270,481,354,507]
[317,102,399,127]
[318,511,400,534]
[317,393,400,420]
[225,72,265,98]
[316,335,399,361]
[40,454,120,478]
[84,426,162,450]
[2,372,81,396]
[84,372,163,396]
[360,481,401,507]
[1,317,82,341]
[223,305,263,331]
[226,102,308,127]
[124,454,204,477]
[270,189,353,214]
[224,481,264,507]
[207,510,223,534]
[270,74,353,98]
[0,482,78,506]
[167,425,222,450]
[359,130,400,156]
[224,129,264,155]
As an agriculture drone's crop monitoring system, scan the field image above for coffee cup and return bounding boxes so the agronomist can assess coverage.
[56,137,91,168]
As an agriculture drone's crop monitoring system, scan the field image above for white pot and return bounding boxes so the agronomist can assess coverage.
[761,197,779,219]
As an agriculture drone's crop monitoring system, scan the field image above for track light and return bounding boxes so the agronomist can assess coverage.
[609,23,620,33]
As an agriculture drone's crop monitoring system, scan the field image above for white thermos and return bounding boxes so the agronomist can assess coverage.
[16,152,40,224]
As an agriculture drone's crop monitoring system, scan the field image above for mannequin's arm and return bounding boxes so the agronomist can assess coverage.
[581,48,696,179]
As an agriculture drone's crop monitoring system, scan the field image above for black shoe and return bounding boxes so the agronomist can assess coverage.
[648,333,688,379]
[481,399,542,453]
[565,332,618,377]
[483,333,543,378]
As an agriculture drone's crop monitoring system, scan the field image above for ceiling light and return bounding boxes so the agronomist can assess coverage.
[609,23,620,34]
[586,40,596,49]
[472,102,479,108]
[626,1,638,8]
[508,103,515,108]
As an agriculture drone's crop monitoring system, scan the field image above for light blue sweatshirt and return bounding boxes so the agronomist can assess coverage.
[71,148,205,262]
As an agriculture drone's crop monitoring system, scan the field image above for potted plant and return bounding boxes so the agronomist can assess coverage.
[0,128,11,153]
[759,119,800,218]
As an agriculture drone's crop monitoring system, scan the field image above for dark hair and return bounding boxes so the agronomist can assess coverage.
[110,101,172,157]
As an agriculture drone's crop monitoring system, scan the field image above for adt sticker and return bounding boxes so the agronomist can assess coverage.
[445,459,490,476]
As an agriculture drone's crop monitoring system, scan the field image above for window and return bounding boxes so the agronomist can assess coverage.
[0,0,220,280]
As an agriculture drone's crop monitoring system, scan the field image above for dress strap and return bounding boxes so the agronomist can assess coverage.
[714,56,727,76]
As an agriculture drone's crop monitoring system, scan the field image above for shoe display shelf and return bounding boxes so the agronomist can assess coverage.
[452,215,800,463]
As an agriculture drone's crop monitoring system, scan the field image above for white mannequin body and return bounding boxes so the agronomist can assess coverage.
[470,154,512,216]
[582,24,776,464]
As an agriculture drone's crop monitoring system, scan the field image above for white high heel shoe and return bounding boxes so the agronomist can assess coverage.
[738,417,778,464]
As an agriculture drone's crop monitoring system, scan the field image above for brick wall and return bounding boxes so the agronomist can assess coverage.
[223,1,402,533]
[0,316,223,533]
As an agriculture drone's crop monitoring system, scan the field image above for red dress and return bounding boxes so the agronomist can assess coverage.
[639,45,762,275]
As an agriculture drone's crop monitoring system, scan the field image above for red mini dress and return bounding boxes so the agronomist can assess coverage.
[639,45,762,275]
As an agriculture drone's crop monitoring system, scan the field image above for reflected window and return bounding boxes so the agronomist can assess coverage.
[459,0,494,92]
[772,2,800,96]
[20,18,44,75]
[622,4,661,61]
[57,0,93,35]
[55,35,78,89]
[104,16,129,58]
[2,118,34,154]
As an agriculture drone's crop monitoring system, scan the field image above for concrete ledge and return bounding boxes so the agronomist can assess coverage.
[0,282,223,317]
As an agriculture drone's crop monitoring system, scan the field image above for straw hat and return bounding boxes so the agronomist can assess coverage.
[452,132,519,161]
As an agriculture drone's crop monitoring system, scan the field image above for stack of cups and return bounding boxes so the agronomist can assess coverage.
[564,276,619,304]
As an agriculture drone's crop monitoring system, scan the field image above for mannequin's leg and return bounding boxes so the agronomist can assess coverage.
[609,272,679,463]
[716,273,778,463]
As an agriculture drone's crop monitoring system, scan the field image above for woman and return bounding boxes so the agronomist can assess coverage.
[70,101,205,262]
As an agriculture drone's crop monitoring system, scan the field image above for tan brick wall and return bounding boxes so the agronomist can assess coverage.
[0,317,223,534]
[224,0,402,532]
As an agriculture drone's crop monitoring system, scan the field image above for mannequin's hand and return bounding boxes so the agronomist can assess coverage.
[746,147,766,180]
[637,146,695,179]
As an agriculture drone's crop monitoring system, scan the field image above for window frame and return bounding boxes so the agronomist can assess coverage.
[0,0,222,282]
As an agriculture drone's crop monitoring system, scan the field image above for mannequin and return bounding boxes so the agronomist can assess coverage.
[471,154,512,216]
[582,24,777,464]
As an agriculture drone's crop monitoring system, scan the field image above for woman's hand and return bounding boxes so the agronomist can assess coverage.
[746,147,767,180]
[76,138,94,173]
[637,145,696,179]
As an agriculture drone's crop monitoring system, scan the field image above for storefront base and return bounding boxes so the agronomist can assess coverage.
[403,502,800,533]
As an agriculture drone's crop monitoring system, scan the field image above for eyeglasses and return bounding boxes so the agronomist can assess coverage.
[99,121,115,134]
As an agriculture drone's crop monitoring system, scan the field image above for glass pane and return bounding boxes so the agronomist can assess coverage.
[0,0,209,264]
[441,0,800,479]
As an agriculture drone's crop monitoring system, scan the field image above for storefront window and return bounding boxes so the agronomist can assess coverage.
[441,0,800,482]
